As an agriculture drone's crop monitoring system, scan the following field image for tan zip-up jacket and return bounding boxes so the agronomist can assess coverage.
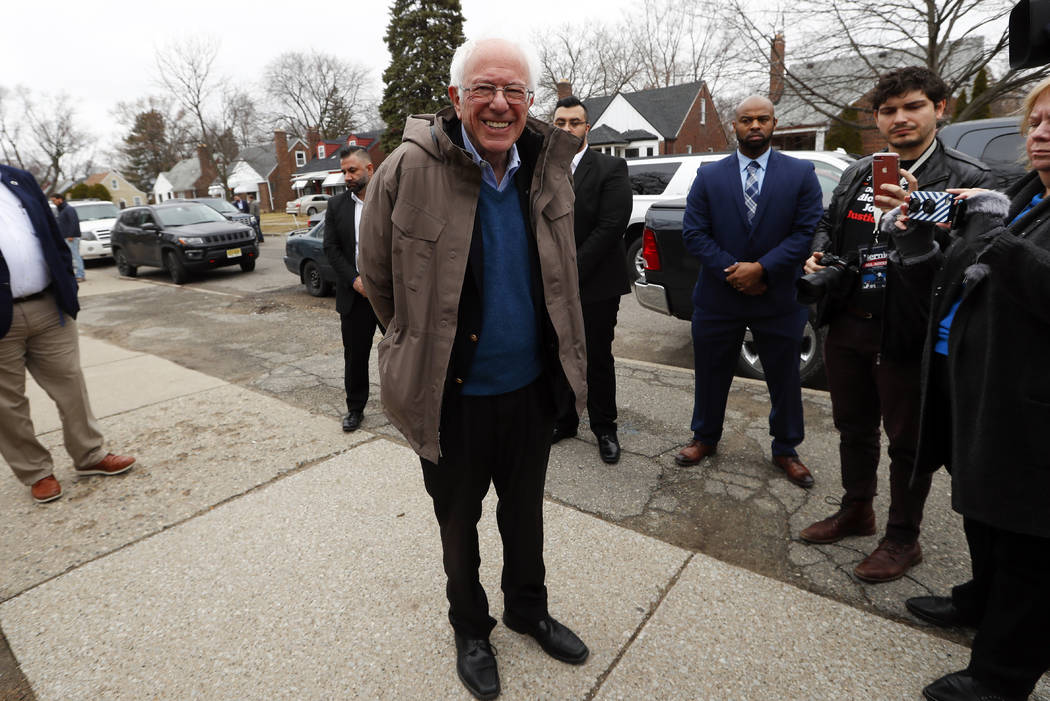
[359,107,587,463]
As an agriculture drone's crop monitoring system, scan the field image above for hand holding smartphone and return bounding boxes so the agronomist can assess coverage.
[872,153,901,198]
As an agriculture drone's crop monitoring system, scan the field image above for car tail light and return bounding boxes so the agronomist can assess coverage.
[641,227,661,272]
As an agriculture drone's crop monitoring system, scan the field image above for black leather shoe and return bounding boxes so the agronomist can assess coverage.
[551,426,577,444]
[454,635,500,700]
[342,411,363,432]
[597,434,620,464]
[906,596,980,629]
[923,670,1023,701]
[502,612,588,665]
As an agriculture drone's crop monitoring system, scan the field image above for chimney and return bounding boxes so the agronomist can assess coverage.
[769,32,786,104]
[306,126,321,160]
[556,80,572,101]
[272,130,294,210]
[196,143,218,194]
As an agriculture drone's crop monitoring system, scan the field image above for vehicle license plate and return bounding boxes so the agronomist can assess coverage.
[227,248,242,258]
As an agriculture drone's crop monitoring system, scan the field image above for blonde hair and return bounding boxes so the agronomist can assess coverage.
[1021,76,1050,132]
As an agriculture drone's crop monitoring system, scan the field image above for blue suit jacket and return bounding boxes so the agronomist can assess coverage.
[682,150,823,323]
[0,164,78,338]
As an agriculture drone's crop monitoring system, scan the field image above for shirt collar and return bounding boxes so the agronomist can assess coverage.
[351,192,364,206]
[461,123,520,186]
[737,148,771,172]
[571,146,586,175]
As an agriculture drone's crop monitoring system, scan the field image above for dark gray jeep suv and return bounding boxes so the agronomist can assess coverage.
[110,201,258,284]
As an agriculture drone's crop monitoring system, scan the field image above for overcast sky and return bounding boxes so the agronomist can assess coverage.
[4,0,643,160]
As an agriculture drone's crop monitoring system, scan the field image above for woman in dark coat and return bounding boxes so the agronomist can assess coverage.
[891,76,1050,701]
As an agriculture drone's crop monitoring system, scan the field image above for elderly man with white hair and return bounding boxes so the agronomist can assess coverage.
[359,36,589,699]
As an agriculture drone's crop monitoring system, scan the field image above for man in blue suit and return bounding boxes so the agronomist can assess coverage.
[673,96,823,488]
[0,164,135,503]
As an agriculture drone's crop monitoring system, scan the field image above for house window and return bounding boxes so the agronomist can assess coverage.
[687,145,693,154]
[317,145,325,159]
[700,99,706,126]
[119,199,126,208]
[134,196,142,205]
[625,148,639,158]
[295,151,306,167]
[647,147,654,156]
[111,178,119,190]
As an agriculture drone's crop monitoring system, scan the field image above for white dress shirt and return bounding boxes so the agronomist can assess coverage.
[0,181,51,298]
[351,191,364,269]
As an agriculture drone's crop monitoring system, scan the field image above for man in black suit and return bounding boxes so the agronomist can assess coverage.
[323,146,380,432]
[551,96,633,464]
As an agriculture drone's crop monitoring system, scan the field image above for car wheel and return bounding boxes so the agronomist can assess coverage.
[115,249,137,277]
[164,250,188,285]
[735,319,826,385]
[626,237,645,283]
[302,260,331,297]
[239,256,256,272]
[306,207,317,215]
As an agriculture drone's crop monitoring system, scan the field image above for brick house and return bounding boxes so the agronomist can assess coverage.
[770,33,988,155]
[290,129,387,197]
[575,81,728,157]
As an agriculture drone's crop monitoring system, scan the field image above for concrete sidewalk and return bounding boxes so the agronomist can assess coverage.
[0,334,1035,699]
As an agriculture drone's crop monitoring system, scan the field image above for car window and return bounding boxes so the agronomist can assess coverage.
[119,210,142,227]
[309,221,325,238]
[155,203,227,227]
[199,198,239,214]
[71,203,119,220]
[141,212,156,226]
[628,162,682,195]
[981,133,1025,168]
[805,162,845,208]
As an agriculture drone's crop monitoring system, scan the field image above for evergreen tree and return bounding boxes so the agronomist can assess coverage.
[118,109,181,192]
[379,0,465,153]
[825,107,864,155]
[67,182,111,201]
[971,68,992,119]
[952,89,969,120]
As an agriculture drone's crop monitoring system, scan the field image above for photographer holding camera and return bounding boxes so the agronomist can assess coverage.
[886,75,1050,701]
[798,67,993,583]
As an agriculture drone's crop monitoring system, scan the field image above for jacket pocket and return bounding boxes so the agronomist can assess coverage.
[542,192,573,222]
[391,199,446,291]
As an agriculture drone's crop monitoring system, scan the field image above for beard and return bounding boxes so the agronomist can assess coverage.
[347,177,369,195]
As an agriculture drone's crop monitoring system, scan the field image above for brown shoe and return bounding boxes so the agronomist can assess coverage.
[75,453,135,477]
[854,538,922,583]
[772,455,814,488]
[31,475,62,503]
[800,500,876,543]
[674,440,716,466]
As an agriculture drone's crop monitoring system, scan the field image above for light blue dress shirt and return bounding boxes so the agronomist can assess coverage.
[461,124,521,193]
[737,148,771,194]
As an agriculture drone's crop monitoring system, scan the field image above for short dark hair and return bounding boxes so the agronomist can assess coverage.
[338,145,371,163]
[50,192,65,201]
[871,67,948,111]
[555,95,588,121]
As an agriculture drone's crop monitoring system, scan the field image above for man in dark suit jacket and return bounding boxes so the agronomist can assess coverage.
[551,96,633,464]
[674,96,823,489]
[323,146,381,433]
[0,164,135,503]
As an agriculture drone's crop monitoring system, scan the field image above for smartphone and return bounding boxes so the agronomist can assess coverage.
[872,153,901,196]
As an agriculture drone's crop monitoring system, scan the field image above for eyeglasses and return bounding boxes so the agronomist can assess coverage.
[554,119,588,128]
[464,83,533,105]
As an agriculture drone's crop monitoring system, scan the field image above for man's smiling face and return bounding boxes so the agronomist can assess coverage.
[449,39,532,168]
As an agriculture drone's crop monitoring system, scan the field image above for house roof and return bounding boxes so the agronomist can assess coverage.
[620,129,659,141]
[586,125,626,146]
[237,145,278,179]
[161,157,202,192]
[294,152,341,178]
[775,37,985,129]
[586,81,705,140]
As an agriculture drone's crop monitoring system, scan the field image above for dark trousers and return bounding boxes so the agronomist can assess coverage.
[556,296,619,436]
[950,517,1050,698]
[420,380,554,639]
[823,314,932,543]
[690,310,806,456]
[340,298,380,413]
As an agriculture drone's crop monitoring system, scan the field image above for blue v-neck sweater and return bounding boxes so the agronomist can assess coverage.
[461,180,542,395]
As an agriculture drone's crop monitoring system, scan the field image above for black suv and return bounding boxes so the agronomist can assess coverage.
[110,201,259,284]
[938,117,1025,190]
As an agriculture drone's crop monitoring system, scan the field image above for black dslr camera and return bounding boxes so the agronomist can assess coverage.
[796,253,857,305]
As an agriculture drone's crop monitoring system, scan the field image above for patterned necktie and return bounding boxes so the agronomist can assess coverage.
[744,160,760,224]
